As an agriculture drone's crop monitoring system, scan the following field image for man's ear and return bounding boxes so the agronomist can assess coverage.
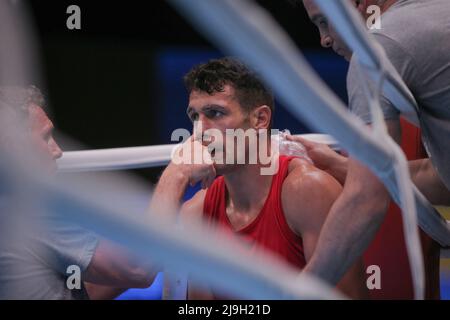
[251,105,272,130]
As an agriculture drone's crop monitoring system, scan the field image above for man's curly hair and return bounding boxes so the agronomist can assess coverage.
[0,85,46,119]
[184,57,274,120]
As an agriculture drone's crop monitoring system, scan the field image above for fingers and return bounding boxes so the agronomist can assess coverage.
[189,163,217,189]
[285,134,315,150]
[339,149,349,157]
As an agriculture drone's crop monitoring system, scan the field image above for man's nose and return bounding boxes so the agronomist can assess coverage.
[193,118,212,143]
[320,34,333,48]
[50,138,63,160]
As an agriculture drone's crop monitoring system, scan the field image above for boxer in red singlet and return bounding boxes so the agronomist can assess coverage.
[152,57,368,299]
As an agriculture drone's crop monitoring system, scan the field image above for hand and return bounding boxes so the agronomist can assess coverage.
[171,136,217,189]
[285,135,342,171]
[286,135,348,184]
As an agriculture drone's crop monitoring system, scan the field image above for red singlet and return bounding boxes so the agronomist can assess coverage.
[202,155,306,270]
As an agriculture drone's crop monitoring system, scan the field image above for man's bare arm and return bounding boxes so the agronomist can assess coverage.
[177,190,216,300]
[149,139,216,219]
[83,239,157,289]
[149,163,191,219]
[80,153,207,297]
[410,158,450,206]
[282,159,368,298]
[301,121,401,285]
[288,134,450,206]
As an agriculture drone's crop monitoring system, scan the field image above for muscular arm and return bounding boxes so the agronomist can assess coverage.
[82,239,158,299]
[177,190,216,300]
[150,140,216,299]
[282,159,368,299]
[149,139,216,219]
[313,154,450,206]
[153,188,215,300]
[149,163,191,220]
[82,153,209,299]
[291,136,450,206]
[410,158,450,206]
[302,121,401,286]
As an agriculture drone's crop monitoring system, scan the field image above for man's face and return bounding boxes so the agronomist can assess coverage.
[187,85,254,174]
[303,0,353,61]
[28,105,63,173]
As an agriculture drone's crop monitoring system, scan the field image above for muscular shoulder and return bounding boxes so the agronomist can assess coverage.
[284,158,342,199]
[281,158,342,235]
[179,189,207,224]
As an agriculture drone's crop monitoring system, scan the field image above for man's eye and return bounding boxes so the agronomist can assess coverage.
[206,110,223,118]
[318,19,328,27]
[189,113,199,122]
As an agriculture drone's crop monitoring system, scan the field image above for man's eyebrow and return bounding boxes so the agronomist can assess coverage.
[187,105,226,115]
[202,104,226,112]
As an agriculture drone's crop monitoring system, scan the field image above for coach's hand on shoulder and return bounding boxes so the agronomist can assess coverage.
[286,135,348,185]
[170,136,216,189]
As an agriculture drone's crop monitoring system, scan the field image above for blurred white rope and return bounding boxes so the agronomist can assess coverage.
[0,155,345,300]
[57,144,177,172]
[57,134,337,173]
[0,0,344,300]
[167,0,450,300]
[355,56,424,299]
[315,0,424,300]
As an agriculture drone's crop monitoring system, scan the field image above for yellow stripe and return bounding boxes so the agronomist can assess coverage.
[436,206,450,220]
[441,260,450,278]
[442,259,450,268]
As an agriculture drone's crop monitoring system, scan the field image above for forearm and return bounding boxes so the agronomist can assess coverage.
[304,189,388,285]
[409,158,450,206]
[84,239,158,288]
[149,163,190,218]
[336,258,369,299]
[84,165,190,290]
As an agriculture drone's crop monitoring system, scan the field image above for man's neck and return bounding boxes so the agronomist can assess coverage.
[223,163,273,213]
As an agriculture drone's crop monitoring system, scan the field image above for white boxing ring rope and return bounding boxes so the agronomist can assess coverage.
[166,0,450,299]
[57,134,338,173]
[0,0,446,301]
[0,1,345,301]
[0,156,343,300]
[57,144,176,173]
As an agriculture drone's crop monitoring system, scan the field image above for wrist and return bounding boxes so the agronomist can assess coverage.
[165,162,190,185]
